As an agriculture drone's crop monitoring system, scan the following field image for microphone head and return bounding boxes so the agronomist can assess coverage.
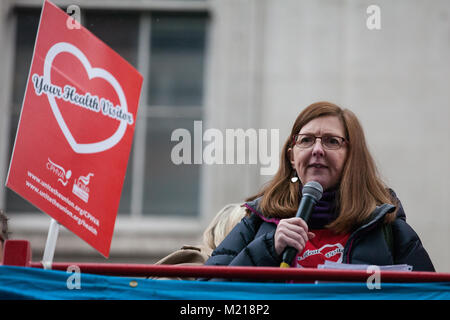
[302,181,323,202]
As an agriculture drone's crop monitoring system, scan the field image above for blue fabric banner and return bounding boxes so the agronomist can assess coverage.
[0,265,449,300]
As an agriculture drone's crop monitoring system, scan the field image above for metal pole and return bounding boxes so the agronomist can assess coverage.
[42,218,60,270]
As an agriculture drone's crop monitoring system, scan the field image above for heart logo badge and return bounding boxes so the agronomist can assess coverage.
[43,42,129,154]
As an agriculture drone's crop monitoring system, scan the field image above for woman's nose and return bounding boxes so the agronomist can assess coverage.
[311,138,325,156]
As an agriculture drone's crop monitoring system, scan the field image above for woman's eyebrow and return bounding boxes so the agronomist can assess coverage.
[297,131,342,136]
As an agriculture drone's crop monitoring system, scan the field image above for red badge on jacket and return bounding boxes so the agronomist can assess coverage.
[295,229,350,268]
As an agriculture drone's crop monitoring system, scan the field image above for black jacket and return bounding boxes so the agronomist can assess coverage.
[204,197,435,276]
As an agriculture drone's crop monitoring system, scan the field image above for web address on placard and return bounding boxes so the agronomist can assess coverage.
[25,171,98,236]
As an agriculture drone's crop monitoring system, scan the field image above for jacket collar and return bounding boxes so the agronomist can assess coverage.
[243,197,281,225]
[356,203,396,232]
[244,196,262,214]
[244,197,396,229]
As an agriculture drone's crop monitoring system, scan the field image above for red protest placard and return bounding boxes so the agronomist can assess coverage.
[6,0,143,257]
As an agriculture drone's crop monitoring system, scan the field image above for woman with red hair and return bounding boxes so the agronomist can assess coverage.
[203,101,434,276]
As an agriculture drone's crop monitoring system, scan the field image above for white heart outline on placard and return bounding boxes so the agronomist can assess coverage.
[43,42,129,154]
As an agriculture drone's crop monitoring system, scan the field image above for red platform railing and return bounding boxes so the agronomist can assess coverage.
[28,261,450,283]
[3,240,450,283]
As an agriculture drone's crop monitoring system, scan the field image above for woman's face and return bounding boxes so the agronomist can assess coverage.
[288,115,348,191]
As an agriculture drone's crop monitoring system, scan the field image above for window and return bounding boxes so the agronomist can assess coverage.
[143,13,206,217]
[5,8,40,213]
[5,7,208,219]
[83,10,140,215]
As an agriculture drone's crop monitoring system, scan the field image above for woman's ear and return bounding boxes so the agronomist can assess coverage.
[287,147,295,168]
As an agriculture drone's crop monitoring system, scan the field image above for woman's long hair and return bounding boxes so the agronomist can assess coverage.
[247,101,397,234]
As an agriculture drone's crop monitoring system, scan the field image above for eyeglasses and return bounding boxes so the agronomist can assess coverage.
[292,134,347,150]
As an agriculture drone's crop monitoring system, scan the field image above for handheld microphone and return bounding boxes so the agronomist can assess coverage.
[280,181,323,268]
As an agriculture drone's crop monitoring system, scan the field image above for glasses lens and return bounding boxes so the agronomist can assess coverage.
[295,134,345,149]
[322,136,342,149]
[296,134,314,148]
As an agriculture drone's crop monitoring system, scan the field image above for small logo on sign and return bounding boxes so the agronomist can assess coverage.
[72,173,94,203]
[47,158,72,186]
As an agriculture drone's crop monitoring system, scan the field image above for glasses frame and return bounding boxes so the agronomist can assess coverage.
[292,133,347,150]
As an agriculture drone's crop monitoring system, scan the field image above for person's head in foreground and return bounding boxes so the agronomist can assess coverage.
[0,210,10,262]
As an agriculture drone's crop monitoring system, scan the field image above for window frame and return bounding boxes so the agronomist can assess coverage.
[130,12,206,218]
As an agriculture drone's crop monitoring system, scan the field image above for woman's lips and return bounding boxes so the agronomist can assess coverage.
[308,163,328,169]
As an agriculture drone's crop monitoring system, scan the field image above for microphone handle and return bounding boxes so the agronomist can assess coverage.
[280,195,316,268]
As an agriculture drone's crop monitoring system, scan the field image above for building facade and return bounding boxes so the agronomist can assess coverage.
[0,0,449,271]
